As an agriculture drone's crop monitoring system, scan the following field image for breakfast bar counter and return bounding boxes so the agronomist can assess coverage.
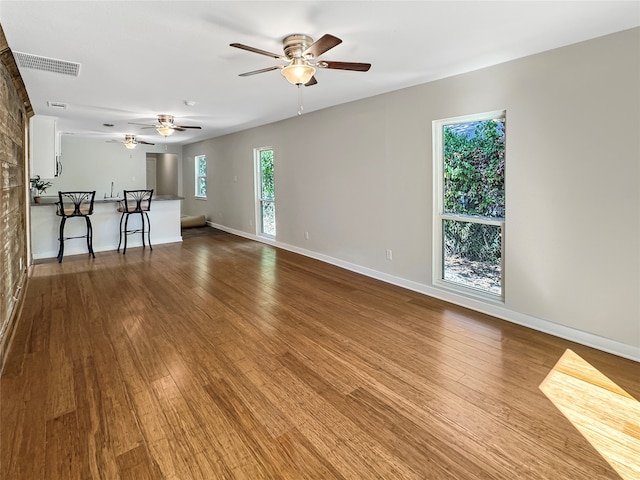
[31,195,183,260]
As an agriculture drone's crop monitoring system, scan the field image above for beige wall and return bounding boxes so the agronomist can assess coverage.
[182,28,640,359]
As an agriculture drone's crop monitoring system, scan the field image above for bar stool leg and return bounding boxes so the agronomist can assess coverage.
[145,211,152,251]
[117,212,125,252]
[123,213,130,254]
[57,217,67,263]
[85,216,95,258]
[140,211,146,248]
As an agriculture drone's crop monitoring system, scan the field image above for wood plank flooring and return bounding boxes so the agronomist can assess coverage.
[2,233,639,479]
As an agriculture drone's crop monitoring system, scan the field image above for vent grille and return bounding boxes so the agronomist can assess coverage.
[47,101,68,109]
[14,52,80,76]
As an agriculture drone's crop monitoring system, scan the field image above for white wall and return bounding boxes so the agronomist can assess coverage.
[182,29,639,359]
[43,136,183,200]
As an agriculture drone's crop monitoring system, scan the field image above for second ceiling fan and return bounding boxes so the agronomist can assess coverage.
[129,114,202,137]
[107,134,155,150]
[230,33,371,86]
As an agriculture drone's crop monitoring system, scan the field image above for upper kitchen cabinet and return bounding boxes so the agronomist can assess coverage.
[30,115,62,178]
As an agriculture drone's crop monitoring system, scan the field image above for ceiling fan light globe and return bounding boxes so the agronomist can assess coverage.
[123,134,137,149]
[156,126,174,137]
[281,63,316,85]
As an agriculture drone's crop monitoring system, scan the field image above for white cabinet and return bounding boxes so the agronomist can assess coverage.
[30,115,61,178]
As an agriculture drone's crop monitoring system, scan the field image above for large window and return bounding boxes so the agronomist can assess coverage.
[195,155,207,198]
[433,110,505,299]
[255,147,275,237]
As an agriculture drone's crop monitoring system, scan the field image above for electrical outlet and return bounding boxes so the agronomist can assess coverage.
[304,231,309,240]
[250,219,254,226]
[386,249,393,260]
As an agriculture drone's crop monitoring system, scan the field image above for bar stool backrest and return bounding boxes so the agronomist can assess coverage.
[57,191,96,217]
[121,189,153,213]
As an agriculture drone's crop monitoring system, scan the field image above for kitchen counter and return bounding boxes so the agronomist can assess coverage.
[31,196,183,259]
[31,194,184,206]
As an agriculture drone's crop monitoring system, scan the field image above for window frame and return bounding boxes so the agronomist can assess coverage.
[194,155,207,199]
[254,147,276,239]
[432,109,506,301]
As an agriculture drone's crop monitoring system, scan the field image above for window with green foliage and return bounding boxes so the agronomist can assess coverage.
[434,111,505,298]
[195,155,207,198]
[255,148,275,237]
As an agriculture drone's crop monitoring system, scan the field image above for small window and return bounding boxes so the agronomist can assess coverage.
[255,147,275,238]
[433,110,506,299]
[195,155,207,198]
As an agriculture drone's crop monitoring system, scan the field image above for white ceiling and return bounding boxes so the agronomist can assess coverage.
[1,1,638,146]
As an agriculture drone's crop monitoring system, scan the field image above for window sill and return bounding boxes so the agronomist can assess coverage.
[433,278,504,305]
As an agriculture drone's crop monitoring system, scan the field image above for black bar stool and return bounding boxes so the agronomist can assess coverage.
[117,189,154,254]
[55,191,96,263]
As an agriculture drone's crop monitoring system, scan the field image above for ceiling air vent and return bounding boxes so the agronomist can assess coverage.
[14,52,80,76]
[47,101,67,109]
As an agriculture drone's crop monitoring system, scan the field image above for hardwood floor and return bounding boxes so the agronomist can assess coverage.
[2,234,638,479]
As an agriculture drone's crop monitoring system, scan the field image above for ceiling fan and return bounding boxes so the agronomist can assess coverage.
[230,33,371,86]
[129,114,202,137]
[108,134,155,149]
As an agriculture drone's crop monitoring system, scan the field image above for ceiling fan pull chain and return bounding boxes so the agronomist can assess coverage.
[297,84,304,116]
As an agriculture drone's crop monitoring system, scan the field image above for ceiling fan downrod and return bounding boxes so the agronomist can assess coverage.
[297,84,304,116]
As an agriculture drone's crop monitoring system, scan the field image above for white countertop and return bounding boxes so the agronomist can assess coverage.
[31,195,184,206]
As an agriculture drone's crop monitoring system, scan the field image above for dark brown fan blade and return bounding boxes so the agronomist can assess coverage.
[138,140,155,145]
[239,65,281,77]
[317,61,371,72]
[128,122,156,127]
[230,43,284,59]
[174,125,202,130]
[303,34,342,58]
[304,76,318,87]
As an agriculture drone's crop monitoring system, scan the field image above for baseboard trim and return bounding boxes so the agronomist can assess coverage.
[208,222,639,362]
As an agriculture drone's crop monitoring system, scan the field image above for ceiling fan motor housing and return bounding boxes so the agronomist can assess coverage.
[157,114,175,126]
[283,34,314,59]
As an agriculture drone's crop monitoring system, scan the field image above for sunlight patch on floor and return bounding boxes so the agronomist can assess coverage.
[540,349,640,479]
